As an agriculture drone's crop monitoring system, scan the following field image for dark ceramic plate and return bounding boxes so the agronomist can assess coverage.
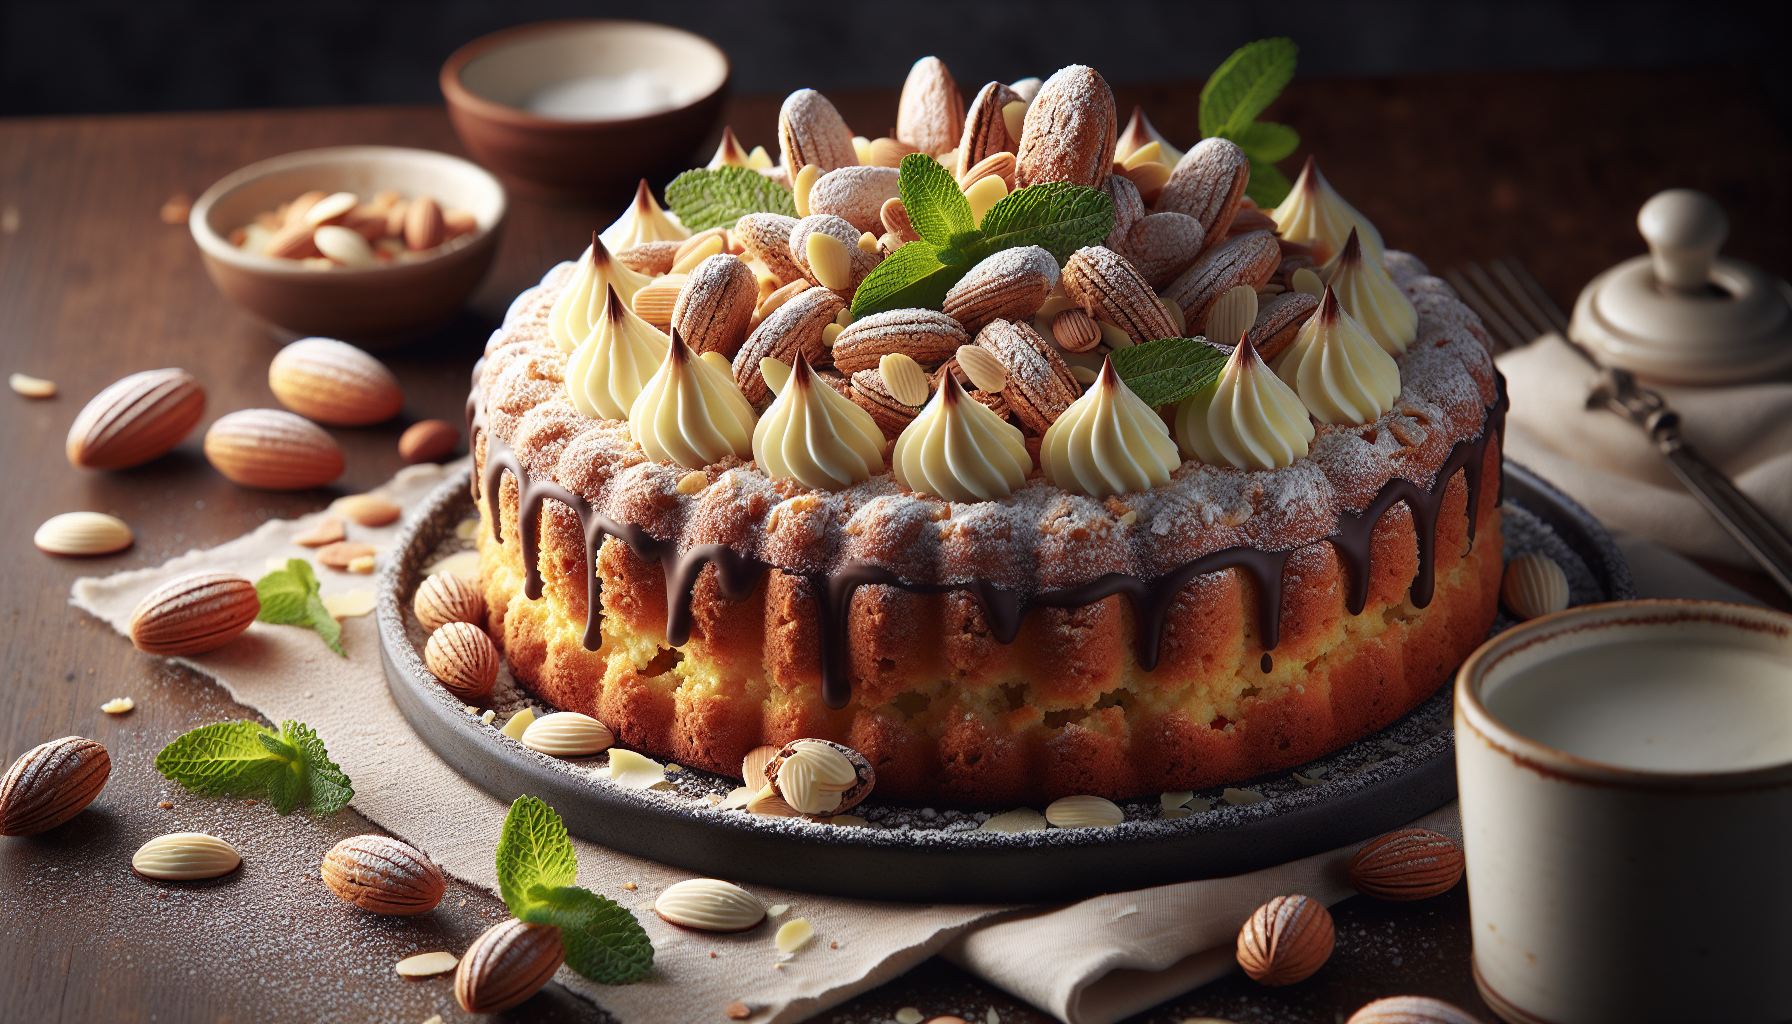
[376,461,1630,904]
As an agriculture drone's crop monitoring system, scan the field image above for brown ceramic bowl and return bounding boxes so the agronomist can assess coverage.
[190,146,507,347]
[440,19,730,202]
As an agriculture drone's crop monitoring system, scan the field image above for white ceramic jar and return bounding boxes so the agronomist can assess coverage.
[1456,599,1792,1024]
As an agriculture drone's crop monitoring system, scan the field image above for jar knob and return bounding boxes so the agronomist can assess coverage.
[1637,189,1728,294]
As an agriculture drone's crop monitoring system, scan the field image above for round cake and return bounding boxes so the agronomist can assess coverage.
[465,60,1504,806]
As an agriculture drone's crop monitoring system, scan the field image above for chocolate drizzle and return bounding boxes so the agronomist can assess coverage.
[468,363,1506,712]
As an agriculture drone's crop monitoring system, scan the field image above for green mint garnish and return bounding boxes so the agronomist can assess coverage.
[154,720,353,815]
[852,153,1114,318]
[255,558,343,656]
[663,166,797,233]
[496,796,654,985]
[1110,337,1230,408]
[1199,38,1301,207]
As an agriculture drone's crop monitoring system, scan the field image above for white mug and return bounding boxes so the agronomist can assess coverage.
[1455,599,1792,1024]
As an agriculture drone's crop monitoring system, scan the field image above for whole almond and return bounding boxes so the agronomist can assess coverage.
[132,832,241,880]
[867,137,919,168]
[614,240,681,276]
[896,56,965,157]
[426,621,499,700]
[317,541,376,570]
[1052,308,1102,353]
[335,494,401,527]
[942,245,1059,333]
[1238,894,1334,986]
[204,409,344,490]
[0,736,110,836]
[1347,828,1466,901]
[753,279,811,329]
[956,81,1024,180]
[1015,65,1117,189]
[66,367,206,470]
[732,286,846,405]
[669,233,725,275]
[399,419,460,463]
[415,572,486,633]
[734,213,805,286]
[264,222,320,259]
[34,512,133,556]
[404,195,446,251]
[322,834,445,915]
[778,89,858,173]
[268,338,403,426]
[879,198,920,244]
[631,274,687,327]
[958,151,1017,191]
[831,308,968,374]
[1061,246,1179,345]
[520,711,615,756]
[807,166,901,235]
[655,878,766,932]
[129,571,260,655]
[672,254,759,358]
[1163,230,1283,333]
[456,918,565,1014]
[1346,996,1480,1024]
[1156,138,1250,249]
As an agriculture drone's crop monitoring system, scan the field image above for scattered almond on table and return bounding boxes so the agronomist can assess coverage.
[1237,894,1334,985]
[399,419,459,463]
[9,372,55,398]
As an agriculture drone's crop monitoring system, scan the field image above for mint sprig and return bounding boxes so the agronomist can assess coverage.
[852,153,1114,318]
[1110,337,1230,408]
[664,166,797,233]
[255,559,343,656]
[1199,38,1301,207]
[496,796,654,985]
[154,720,354,815]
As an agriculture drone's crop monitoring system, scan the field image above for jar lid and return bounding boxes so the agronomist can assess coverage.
[1569,189,1792,385]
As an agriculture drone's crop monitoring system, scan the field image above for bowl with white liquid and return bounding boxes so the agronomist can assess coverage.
[1456,600,1792,1024]
[440,19,729,201]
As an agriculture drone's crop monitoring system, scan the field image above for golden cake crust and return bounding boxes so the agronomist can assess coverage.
[467,252,1503,803]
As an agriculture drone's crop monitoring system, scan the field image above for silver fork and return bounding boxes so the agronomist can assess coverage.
[1449,258,1792,597]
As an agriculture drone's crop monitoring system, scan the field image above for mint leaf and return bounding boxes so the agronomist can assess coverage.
[1200,38,1298,139]
[305,593,344,656]
[663,167,796,233]
[255,559,344,655]
[968,182,1114,265]
[1244,161,1293,209]
[496,795,579,916]
[897,153,974,246]
[1231,121,1299,164]
[153,719,353,815]
[1110,337,1230,408]
[521,885,655,985]
[284,721,353,815]
[849,241,970,318]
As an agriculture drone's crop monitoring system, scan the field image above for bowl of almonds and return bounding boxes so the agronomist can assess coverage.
[189,145,507,345]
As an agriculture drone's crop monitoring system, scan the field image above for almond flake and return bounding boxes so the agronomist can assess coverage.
[393,951,458,977]
[774,918,814,954]
[322,590,376,619]
[101,697,135,714]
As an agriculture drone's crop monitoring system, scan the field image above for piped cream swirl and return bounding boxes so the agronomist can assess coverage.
[750,352,885,490]
[1271,156,1385,265]
[1319,228,1416,354]
[892,375,1033,502]
[549,234,651,353]
[565,285,671,421]
[1176,335,1316,470]
[629,334,757,469]
[1040,357,1181,499]
[599,178,690,251]
[1273,287,1401,425]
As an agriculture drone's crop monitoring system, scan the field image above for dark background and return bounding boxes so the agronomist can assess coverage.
[2,0,1787,119]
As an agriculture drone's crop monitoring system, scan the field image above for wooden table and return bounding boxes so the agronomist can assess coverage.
[1,67,1786,1024]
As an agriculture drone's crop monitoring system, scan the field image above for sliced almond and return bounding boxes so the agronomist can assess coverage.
[878,353,929,407]
[955,344,1009,393]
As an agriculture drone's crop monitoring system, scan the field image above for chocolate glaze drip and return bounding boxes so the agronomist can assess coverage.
[468,361,1506,711]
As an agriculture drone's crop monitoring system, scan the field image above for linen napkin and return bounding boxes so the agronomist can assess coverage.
[76,458,1714,1024]
[1497,334,1792,566]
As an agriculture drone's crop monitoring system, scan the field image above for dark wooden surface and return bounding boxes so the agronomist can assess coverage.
[1,66,1786,1024]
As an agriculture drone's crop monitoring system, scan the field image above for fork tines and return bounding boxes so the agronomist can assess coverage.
[1443,258,1571,352]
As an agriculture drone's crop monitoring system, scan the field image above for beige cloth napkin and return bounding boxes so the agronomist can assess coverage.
[70,458,1461,1024]
[1497,334,1792,566]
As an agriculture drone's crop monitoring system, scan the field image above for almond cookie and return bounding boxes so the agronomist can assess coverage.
[941,245,1059,333]
[671,254,759,358]
[735,213,805,285]
[1155,138,1250,247]
[1249,291,1320,361]
[1061,246,1179,345]
[778,88,858,173]
[1104,175,1205,288]
[973,319,1078,434]
[896,57,965,157]
[956,81,1024,180]
[849,368,926,442]
[614,240,680,276]
[807,166,901,235]
[788,214,880,298]
[732,286,847,405]
[1015,65,1117,190]
[831,308,967,374]
[1162,230,1282,335]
